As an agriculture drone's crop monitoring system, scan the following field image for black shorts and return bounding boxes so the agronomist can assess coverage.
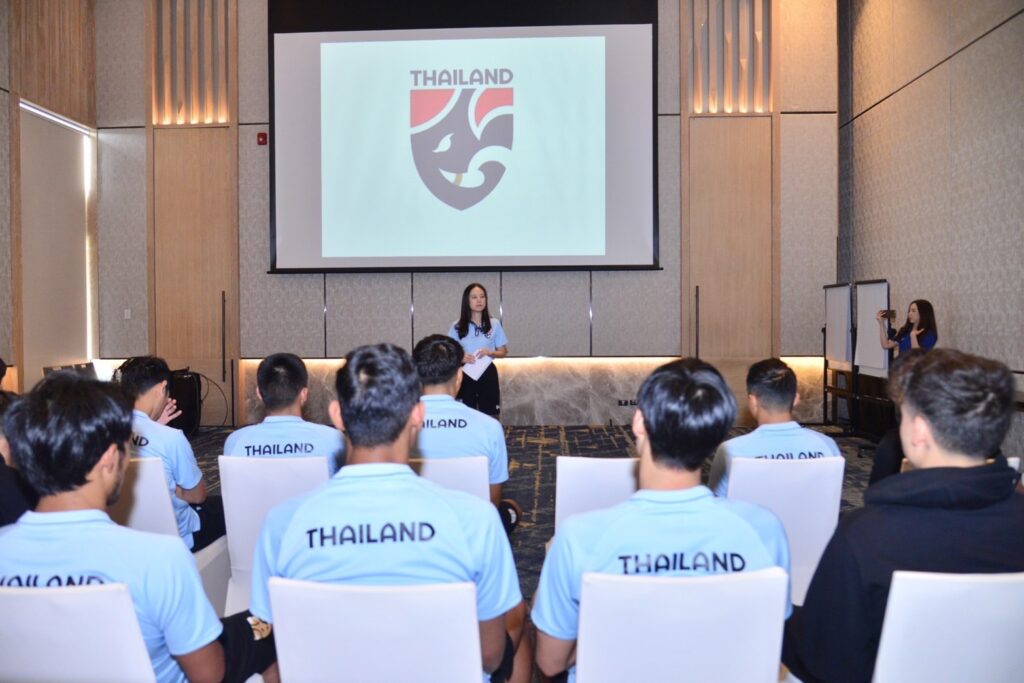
[457,363,501,416]
[219,611,277,683]
[190,495,226,553]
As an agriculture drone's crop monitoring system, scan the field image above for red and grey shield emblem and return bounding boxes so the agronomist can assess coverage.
[410,87,513,210]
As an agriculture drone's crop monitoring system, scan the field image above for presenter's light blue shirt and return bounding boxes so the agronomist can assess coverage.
[416,395,509,484]
[0,510,222,683]
[708,422,843,497]
[448,318,508,358]
[532,486,791,681]
[224,415,345,474]
[131,409,202,548]
[250,463,521,627]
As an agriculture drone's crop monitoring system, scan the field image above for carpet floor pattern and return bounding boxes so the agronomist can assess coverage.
[192,425,872,598]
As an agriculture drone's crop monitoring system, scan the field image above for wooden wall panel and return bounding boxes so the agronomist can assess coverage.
[153,127,238,366]
[688,116,772,359]
[9,0,96,125]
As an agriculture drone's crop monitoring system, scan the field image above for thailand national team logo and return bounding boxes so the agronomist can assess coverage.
[410,68,514,210]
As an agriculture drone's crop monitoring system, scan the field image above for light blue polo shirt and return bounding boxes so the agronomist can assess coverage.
[448,318,508,358]
[250,463,521,629]
[131,410,203,549]
[708,421,842,497]
[416,395,509,485]
[532,486,790,681]
[224,415,345,474]
[0,510,222,683]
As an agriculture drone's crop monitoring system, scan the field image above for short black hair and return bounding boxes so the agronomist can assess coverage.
[893,348,1013,458]
[637,358,736,471]
[413,335,463,386]
[257,353,308,411]
[114,356,170,401]
[5,372,133,496]
[335,344,422,448]
[746,359,797,412]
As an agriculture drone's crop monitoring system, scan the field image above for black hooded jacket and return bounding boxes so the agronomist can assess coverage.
[783,459,1024,683]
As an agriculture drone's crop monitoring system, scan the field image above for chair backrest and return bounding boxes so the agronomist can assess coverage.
[576,568,789,683]
[727,456,845,605]
[269,577,482,683]
[409,456,489,501]
[873,570,1024,683]
[107,457,179,536]
[219,455,329,573]
[554,456,637,531]
[0,583,157,683]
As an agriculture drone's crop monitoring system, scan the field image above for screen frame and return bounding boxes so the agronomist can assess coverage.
[267,0,660,274]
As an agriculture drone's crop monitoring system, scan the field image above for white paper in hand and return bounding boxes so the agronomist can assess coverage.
[462,355,493,381]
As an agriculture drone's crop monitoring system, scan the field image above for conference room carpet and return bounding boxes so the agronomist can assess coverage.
[192,424,872,598]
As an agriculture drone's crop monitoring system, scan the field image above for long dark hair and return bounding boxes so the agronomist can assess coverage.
[895,299,937,341]
[455,283,492,339]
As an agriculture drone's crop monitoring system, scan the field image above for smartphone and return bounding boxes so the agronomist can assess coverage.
[883,309,896,320]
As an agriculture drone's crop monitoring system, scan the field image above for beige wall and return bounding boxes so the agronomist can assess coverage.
[838,1,1023,369]
[19,111,91,385]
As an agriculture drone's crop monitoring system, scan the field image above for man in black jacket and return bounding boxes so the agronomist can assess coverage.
[783,348,1024,683]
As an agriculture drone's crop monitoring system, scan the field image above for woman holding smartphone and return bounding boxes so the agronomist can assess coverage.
[876,299,938,355]
[449,283,508,417]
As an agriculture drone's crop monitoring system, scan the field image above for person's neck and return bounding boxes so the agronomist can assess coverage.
[422,382,457,398]
[470,312,483,325]
[134,398,157,421]
[36,488,107,514]
[345,430,415,467]
[757,411,794,426]
[915,448,987,470]
[638,456,703,491]
[267,402,303,418]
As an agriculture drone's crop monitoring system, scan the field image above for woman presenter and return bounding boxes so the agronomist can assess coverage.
[876,299,938,355]
[449,283,508,417]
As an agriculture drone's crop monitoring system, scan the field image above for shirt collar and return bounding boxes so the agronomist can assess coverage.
[262,415,304,424]
[18,509,114,526]
[334,463,414,479]
[752,421,800,433]
[132,409,152,422]
[631,486,715,504]
[420,394,456,403]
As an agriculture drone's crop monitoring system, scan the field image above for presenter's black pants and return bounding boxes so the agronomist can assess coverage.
[457,363,501,416]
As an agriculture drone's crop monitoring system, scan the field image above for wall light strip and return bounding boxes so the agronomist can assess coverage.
[18,100,94,137]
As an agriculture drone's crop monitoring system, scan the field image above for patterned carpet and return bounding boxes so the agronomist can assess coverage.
[192,424,872,598]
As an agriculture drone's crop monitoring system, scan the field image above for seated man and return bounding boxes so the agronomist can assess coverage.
[532,358,791,680]
[250,344,526,681]
[783,348,1024,683]
[708,358,841,497]
[1,391,37,525]
[224,353,344,474]
[116,356,223,552]
[412,334,520,533]
[0,373,276,683]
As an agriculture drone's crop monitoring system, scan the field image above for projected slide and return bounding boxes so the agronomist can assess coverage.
[320,37,605,259]
[272,24,654,271]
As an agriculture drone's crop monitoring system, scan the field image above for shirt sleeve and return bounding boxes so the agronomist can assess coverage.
[170,430,203,490]
[491,319,508,347]
[783,525,874,683]
[470,503,522,620]
[249,507,286,623]
[531,527,582,640]
[146,539,223,656]
[489,421,510,485]
[920,331,937,350]
[448,323,461,342]
[222,430,240,456]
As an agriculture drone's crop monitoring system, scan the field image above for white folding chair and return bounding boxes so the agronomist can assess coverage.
[269,578,482,683]
[0,583,156,683]
[576,568,789,683]
[218,455,329,614]
[727,457,845,605]
[107,457,231,616]
[554,456,637,532]
[873,571,1024,683]
[410,456,490,501]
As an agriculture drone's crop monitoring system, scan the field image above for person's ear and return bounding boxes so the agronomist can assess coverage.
[95,443,122,483]
[255,387,264,403]
[792,393,801,410]
[747,394,760,417]
[631,409,646,441]
[455,368,464,394]
[409,401,426,430]
[328,400,344,432]
[299,387,310,406]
